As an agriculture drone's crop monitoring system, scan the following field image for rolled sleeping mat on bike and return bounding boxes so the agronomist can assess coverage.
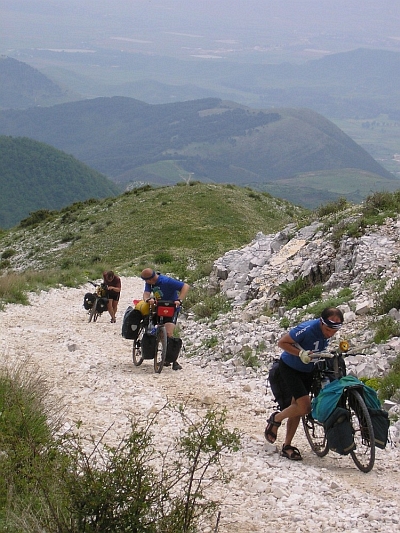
[135,300,150,316]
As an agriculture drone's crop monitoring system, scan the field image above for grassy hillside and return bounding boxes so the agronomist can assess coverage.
[0,98,393,209]
[0,182,306,283]
[0,136,122,229]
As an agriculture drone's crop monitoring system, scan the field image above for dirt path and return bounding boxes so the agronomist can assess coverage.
[2,276,400,532]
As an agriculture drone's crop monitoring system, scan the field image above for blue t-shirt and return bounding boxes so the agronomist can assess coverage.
[144,274,184,301]
[281,318,330,373]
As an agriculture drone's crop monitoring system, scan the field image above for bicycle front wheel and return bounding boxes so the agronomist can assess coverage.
[302,413,329,457]
[347,389,375,473]
[154,327,167,374]
[132,326,144,366]
[88,298,98,323]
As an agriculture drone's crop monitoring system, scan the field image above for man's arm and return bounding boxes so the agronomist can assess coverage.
[143,290,152,301]
[177,283,190,302]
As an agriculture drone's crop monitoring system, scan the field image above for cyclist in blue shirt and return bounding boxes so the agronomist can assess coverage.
[141,268,190,369]
[265,307,344,460]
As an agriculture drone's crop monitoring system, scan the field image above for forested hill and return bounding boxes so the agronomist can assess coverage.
[0,97,394,194]
[0,136,121,229]
[0,56,76,109]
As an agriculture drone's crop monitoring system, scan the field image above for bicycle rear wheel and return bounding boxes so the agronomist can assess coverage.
[132,326,144,366]
[302,413,329,457]
[154,327,167,373]
[347,389,375,473]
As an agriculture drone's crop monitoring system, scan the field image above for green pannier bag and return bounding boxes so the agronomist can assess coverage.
[324,407,356,455]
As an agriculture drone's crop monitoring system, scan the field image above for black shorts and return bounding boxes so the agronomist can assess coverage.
[107,290,120,301]
[279,359,314,401]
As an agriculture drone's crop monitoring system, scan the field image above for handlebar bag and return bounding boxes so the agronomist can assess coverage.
[156,300,176,317]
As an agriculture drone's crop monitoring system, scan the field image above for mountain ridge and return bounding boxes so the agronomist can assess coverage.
[0,97,395,210]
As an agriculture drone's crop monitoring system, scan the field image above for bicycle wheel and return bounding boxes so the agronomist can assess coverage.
[88,298,98,323]
[302,413,329,457]
[347,389,375,473]
[154,326,167,373]
[132,326,144,366]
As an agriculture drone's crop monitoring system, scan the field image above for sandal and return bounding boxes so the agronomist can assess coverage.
[264,411,281,444]
[281,444,302,461]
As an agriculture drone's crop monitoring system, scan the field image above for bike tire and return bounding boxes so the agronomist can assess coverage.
[132,326,145,367]
[347,389,375,473]
[88,298,98,323]
[154,326,167,374]
[302,413,329,457]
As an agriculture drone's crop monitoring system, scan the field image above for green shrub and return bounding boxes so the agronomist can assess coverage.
[1,368,240,533]
[316,197,348,218]
[378,372,400,402]
[278,276,324,309]
[239,346,260,368]
[153,251,174,264]
[202,335,219,348]
[279,317,290,329]
[359,377,382,391]
[192,293,231,320]
[372,316,400,344]
[375,278,400,314]
[1,248,16,259]
[18,209,56,228]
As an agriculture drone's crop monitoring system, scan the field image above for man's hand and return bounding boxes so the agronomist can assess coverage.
[299,349,312,364]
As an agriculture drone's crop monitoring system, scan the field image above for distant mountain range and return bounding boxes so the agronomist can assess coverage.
[0,136,121,229]
[0,95,396,208]
[2,49,400,120]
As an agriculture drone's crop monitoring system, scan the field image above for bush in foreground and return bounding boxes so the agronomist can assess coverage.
[0,364,240,532]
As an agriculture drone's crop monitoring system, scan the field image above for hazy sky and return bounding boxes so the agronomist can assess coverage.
[2,0,400,61]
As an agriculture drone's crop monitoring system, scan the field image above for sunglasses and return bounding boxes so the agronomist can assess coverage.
[141,270,156,281]
[321,317,342,330]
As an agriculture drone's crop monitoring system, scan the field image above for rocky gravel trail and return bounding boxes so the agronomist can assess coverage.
[2,276,400,533]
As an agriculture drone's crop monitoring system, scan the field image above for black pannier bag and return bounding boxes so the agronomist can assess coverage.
[268,359,292,411]
[121,306,144,340]
[166,337,182,363]
[324,407,356,455]
[141,333,157,360]
[368,408,390,449]
[96,297,108,313]
[83,292,96,310]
